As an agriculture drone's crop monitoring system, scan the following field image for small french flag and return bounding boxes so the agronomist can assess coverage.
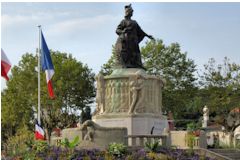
[41,30,55,99]
[35,123,45,140]
[1,49,11,81]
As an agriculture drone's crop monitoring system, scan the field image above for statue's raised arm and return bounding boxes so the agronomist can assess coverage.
[115,4,154,69]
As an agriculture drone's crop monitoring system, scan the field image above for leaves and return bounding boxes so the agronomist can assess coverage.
[144,141,160,152]
[1,51,95,143]
[199,57,240,115]
[60,136,80,149]
[108,142,127,158]
[141,39,197,119]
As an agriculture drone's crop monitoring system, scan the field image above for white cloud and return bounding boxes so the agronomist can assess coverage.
[47,14,120,36]
[1,13,54,30]
[2,14,29,27]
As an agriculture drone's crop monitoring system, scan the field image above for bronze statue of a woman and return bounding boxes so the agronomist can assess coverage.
[115,4,154,69]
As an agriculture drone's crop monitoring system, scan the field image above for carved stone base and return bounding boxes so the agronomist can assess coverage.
[93,114,168,136]
[93,68,168,140]
[94,68,165,115]
[59,120,127,149]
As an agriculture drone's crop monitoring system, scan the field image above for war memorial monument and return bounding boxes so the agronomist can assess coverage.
[93,4,168,136]
[61,4,168,148]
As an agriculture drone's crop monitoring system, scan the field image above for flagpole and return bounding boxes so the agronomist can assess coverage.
[38,25,41,125]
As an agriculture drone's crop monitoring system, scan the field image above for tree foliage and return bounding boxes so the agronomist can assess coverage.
[2,53,37,141]
[100,46,116,76]
[199,57,240,127]
[1,51,95,143]
[141,40,197,119]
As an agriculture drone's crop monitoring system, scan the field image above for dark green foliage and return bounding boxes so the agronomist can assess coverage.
[108,142,127,158]
[1,51,95,143]
[100,45,116,76]
[199,57,240,129]
[141,40,197,119]
[3,126,34,157]
[2,53,37,141]
[32,140,49,154]
[186,133,196,151]
[60,136,80,149]
[144,140,160,153]
[186,122,197,132]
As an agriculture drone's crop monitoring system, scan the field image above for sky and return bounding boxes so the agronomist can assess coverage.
[1,2,240,89]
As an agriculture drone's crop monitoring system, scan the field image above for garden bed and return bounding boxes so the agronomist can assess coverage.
[3,146,218,160]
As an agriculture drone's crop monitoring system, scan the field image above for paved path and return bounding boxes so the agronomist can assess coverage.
[209,149,240,160]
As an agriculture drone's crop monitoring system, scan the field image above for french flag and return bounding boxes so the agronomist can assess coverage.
[35,123,45,140]
[1,49,11,81]
[41,31,55,99]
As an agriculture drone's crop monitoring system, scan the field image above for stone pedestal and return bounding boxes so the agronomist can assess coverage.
[93,68,168,136]
[57,120,127,149]
[93,114,168,136]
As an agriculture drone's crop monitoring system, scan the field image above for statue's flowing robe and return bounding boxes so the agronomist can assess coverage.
[115,19,146,69]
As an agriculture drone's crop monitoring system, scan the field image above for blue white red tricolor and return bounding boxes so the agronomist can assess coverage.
[1,49,11,81]
[41,31,55,98]
[35,123,45,140]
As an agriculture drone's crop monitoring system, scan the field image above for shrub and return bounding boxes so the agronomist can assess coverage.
[32,140,49,154]
[187,122,197,132]
[60,136,80,149]
[186,132,196,151]
[4,126,34,157]
[108,142,127,158]
[145,140,160,152]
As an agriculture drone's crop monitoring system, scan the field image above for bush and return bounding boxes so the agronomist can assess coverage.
[186,132,196,150]
[144,140,160,152]
[108,142,127,158]
[32,140,49,154]
[187,122,197,132]
[60,136,80,149]
[4,126,34,157]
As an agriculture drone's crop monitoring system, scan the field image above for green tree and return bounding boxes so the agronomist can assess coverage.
[100,46,116,76]
[199,57,240,121]
[198,55,240,145]
[141,40,197,119]
[2,53,37,141]
[100,39,197,120]
[1,51,95,143]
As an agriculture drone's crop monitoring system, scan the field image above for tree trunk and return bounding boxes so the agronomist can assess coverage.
[45,128,52,145]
